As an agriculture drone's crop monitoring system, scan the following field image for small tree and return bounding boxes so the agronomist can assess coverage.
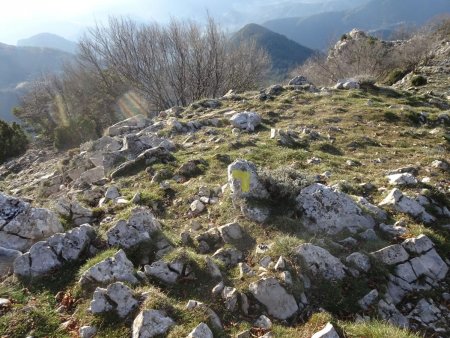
[0,120,28,163]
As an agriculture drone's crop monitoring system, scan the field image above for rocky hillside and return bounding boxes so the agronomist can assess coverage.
[0,73,449,338]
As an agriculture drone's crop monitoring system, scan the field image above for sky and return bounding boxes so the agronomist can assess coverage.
[0,0,253,44]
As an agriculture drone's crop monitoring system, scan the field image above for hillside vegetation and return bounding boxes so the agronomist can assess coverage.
[0,15,449,338]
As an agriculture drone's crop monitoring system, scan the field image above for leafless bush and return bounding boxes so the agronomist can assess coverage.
[79,16,270,110]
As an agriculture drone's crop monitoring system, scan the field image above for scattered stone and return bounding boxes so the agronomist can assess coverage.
[105,186,120,200]
[90,282,138,318]
[274,256,286,271]
[132,309,174,338]
[186,323,213,338]
[204,257,222,279]
[387,173,418,186]
[190,200,205,214]
[229,111,261,132]
[379,189,435,223]
[312,322,340,338]
[218,222,243,243]
[255,315,272,330]
[296,244,346,280]
[249,277,298,320]
[222,286,239,311]
[288,75,309,86]
[79,326,97,338]
[212,281,225,296]
[239,262,255,278]
[79,250,138,288]
[431,160,449,171]
[296,183,375,234]
[212,247,243,267]
[307,157,321,164]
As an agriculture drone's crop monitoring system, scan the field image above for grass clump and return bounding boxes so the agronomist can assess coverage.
[411,75,427,87]
[340,320,421,338]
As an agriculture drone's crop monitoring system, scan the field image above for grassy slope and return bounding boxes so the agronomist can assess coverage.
[1,85,449,337]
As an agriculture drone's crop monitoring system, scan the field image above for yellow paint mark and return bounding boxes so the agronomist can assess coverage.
[232,170,251,193]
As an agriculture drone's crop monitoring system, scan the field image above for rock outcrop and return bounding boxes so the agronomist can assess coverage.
[0,193,63,252]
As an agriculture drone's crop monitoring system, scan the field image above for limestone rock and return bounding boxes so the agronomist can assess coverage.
[255,315,272,330]
[107,207,160,249]
[107,114,150,137]
[54,198,96,226]
[227,160,269,200]
[144,260,191,284]
[371,244,409,265]
[296,184,375,234]
[229,111,261,132]
[288,75,309,86]
[401,234,434,254]
[79,326,97,338]
[186,300,222,329]
[79,250,138,288]
[0,192,63,252]
[345,252,371,272]
[212,247,243,267]
[386,173,418,186]
[222,286,239,311]
[379,189,435,223]
[249,277,298,320]
[296,244,346,280]
[240,202,270,223]
[218,222,243,243]
[90,282,138,318]
[0,246,21,276]
[132,309,174,338]
[378,299,409,328]
[14,224,95,278]
[186,323,213,338]
[358,289,379,310]
[311,322,340,338]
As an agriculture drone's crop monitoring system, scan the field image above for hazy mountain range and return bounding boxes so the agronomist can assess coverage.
[232,24,314,78]
[264,0,450,49]
[0,43,72,121]
[17,33,78,54]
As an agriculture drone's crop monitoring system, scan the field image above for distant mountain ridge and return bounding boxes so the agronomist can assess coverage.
[231,23,314,78]
[0,42,73,121]
[263,0,450,50]
[17,33,77,54]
